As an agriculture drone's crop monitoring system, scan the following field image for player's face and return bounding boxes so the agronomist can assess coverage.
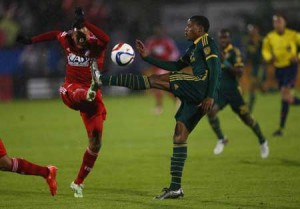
[273,16,286,34]
[72,31,87,49]
[218,34,230,49]
[184,19,202,41]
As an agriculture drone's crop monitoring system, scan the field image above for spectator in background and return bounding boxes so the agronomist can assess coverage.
[245,24,265,113]
[0,3,20,48]
[145,25,180,115]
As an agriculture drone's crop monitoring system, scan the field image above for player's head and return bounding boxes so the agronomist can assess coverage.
[185,15,209,41]
[218,29,231,49]
[247,24,260,36]
[71,30,88,50]
[273,14,286,34]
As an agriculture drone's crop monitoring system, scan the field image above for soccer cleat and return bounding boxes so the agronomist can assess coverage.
[260,140,269,159]
[90,59,102,87]
[70,181,84,198]
[45,166,57,196]
[273,129,283,137]
[213,137,229,155]
[154,187,184,199]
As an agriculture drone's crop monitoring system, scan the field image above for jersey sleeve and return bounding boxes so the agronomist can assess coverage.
[83,21,110,47]
[203,37,221,100]
[202,36,219,61]
[32,31,61,43]
[262,34,273,62]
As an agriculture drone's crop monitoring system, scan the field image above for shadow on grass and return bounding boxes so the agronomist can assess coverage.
[201,200,299,209]
[88,187,192,209]
[239,158,300,167]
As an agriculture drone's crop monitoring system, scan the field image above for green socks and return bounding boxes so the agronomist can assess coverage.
[101,74,151,90]
[169,144,187,190]
[208,116,225,139]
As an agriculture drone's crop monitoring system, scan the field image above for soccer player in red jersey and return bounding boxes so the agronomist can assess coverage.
[145,26,180,114]
[0,138,57,196]
[16,8,110,198]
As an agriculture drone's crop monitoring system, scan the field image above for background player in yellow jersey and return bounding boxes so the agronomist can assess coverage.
[262,14,300,136]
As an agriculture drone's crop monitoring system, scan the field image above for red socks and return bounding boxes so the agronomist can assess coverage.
[11,158,49,178]
[74,148,98,185]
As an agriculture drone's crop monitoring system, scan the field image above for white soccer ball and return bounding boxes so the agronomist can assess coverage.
[111,43,135,66]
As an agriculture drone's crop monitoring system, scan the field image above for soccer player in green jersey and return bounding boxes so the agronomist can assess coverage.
[207,29,269,159]
[246,24,266,113]
[91,16,221,199]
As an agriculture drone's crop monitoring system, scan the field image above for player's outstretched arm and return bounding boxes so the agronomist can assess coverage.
[83,21,110,44]
[136,39,187,71]
[16,31,61,45]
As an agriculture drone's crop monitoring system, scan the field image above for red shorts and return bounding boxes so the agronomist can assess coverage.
[59,83,107,138]
[0,139,7,157]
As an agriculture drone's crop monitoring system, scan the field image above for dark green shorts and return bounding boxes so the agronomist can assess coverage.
[175,100,206,132]
[169,72,207,104]
[169,72,208,132]
[216,86,248,115]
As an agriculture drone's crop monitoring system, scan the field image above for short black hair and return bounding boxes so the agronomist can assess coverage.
[189,15,210,32]
[218,28,231,38]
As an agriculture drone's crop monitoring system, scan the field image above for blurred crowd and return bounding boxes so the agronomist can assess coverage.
[0,0,299,100]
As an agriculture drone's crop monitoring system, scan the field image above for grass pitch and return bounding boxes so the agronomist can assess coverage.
[0,92,299,209]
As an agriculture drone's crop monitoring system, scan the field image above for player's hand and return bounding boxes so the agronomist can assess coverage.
[291,56,299,64]
[199,97,214,113]
[135,39,149,58]
[16,34,32,45]
[72,7,85,30]
[75,7,84,20]
[72,18,84,30]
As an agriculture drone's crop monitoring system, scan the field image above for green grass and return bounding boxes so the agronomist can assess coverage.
[0,92,299,209]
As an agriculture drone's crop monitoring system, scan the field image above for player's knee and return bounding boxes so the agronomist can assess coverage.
[0,156,12,171]
[89,132,102,152]
[240,114,254,127]
[173,122,188,144]
[207,110,217,119]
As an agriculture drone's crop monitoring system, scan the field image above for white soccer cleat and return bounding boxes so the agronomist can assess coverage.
[213,138,228,155]
[90,59,102,87]
[260,140,269,159]
[70,181,84,198]
[86,86,96,102]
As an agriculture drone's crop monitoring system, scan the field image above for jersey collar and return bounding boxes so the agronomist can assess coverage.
[194,33,208,45]
[223,44,233,53]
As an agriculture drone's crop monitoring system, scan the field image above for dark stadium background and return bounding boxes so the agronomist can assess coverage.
[0,0,300,101]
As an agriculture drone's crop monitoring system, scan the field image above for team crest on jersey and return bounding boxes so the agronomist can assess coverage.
[67,53,89,67]
[203,46,211,55]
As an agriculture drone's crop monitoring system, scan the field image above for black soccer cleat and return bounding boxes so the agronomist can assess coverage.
[154,187,184,200]
[273,129,283,137]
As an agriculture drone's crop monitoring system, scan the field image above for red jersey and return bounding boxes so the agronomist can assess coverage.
[31,21,110,87]
[145,36,179,61]
[0,139,7,157]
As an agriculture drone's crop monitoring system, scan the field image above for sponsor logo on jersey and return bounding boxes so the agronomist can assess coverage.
[67,53,90,67]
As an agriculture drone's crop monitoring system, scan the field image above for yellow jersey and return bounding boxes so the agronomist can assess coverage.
[262,28,300,68]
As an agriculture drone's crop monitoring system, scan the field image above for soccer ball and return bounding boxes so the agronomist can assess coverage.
[111,43,135,66]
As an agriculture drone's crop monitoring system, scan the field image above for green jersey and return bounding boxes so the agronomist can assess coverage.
[220,44,244,90]
[144,33,221,100]
[180,34,220,77]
